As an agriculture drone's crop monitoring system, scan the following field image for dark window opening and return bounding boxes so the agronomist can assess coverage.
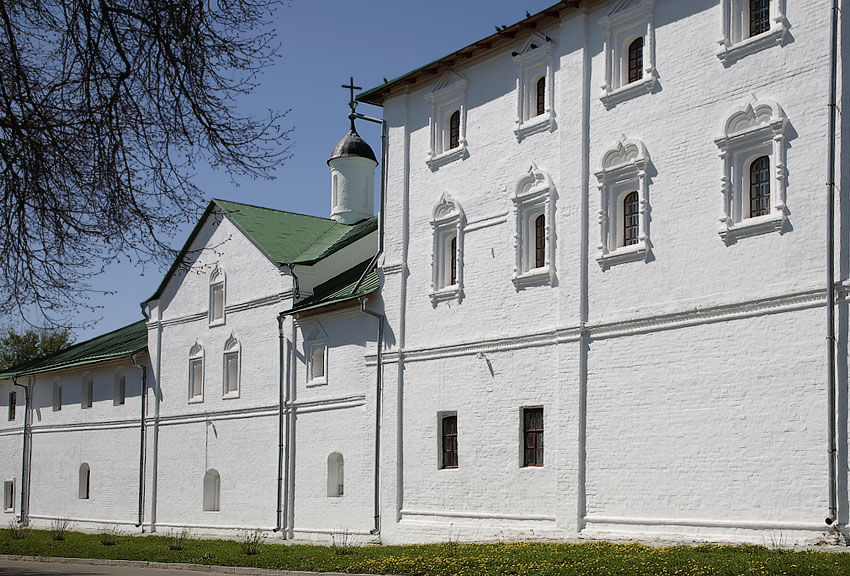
[535,77,546,116]
[749,0,770,37]
[523,408,544,467]
[441,415,458,469]
[449,236,457,286]
[623,191,640,246]
[534,214,546,268]
[627,37,644,84]
[448,111,460,150]
[8,391,15,421]
[750,155,771,217]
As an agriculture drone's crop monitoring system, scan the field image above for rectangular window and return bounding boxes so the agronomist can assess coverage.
[3,480,13,512]
[53,382,62,412]
[8,391,15,421]
[523,407,544,467]
[189,358,204,400]
[224,352,239,394]
[82,377,93,409]
[749,0,770,37]
[114,375,126,406]
[310,346,325,381]
[210,283,224,323]
[441,414,458,469]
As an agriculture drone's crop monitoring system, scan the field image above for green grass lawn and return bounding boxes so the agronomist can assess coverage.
[2,527,849,575]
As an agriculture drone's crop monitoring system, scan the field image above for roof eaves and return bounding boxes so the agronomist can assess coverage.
[291,217,378,266]
[357,0,577,106]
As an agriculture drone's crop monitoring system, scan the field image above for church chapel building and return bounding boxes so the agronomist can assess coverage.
[2,0,850,545]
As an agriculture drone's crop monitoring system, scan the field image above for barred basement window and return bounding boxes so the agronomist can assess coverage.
[203,469,220,511]
[627,37,644,84]
[7,391,15,421]
[441,414,458,469]
[749,156,770,217]
[749,0,770,37]
[79,463,90,500]
[523,408,544,467]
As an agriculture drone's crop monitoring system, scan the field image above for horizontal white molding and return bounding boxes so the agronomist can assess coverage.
[465,211,509,232]
[154,521,277,532]
[28,514,139,527]
[401,508,555,522]
[156,405,277,427]
[375,286,831,364]
[382,262,404,275]
[584,515,826,532]
[293,527,375,536]
[30,419,140,434]
[152,291,292,328]
[0,427,24,437]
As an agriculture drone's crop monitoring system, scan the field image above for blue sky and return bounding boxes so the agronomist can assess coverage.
[72,0,559,340]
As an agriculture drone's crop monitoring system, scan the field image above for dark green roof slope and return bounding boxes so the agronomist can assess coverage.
[282,260,380,315]
[0,321,147,379]
[146,199,377,303]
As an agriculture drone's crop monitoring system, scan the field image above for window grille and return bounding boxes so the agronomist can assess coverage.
[624,191,640,246]
[449,236,457,286]
[523,408,544,467]
[534,214,546,268]
[627,37,644,84]
[749,0,770,37]
[749,156,771,217]
[448,110,460,150]
[536,77,546,117]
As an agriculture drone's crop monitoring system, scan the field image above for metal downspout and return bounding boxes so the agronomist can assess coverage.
[273,313,286,535]
[132,355,147,529]
[825,0,840,528]
[12,377,30,526]
[351,112,387,296]
[360,298,384,536]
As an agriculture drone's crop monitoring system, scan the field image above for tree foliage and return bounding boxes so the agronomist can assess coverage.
[0,326,73,371]
[0,0,289,324]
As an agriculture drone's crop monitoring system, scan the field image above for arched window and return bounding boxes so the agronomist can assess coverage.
[78,463,90,499]
[623,191,640,246]
[203,469,220,511]
[749,0,770,37]
[535,77,546,117]
[749,156,771,217]
[189,343,204,401]
[223,335,240,397]
[327,453,344,497]
[448,110,460,150]
[627,37,644,84]
[534,214,546,269]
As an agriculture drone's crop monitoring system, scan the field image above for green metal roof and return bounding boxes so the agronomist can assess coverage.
[282,259,380,316]
[146,199,377,303]
[0,321,148,379]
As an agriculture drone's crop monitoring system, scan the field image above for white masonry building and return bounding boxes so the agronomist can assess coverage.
[2,0,850,545]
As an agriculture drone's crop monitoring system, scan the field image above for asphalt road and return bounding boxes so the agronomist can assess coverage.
[0,558,272,576]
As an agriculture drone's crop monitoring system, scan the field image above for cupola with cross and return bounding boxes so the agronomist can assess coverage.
[328,78,378,224]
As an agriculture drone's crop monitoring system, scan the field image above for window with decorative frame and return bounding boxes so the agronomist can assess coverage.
[222,334,240,398]
[715,99,788,243]
[522,407,544,467]
[209,266,225,326]
[440,412,458,469]
[426,71,468,170]
[717,0,788,65]
[596,138,652,267]
[599,0,657,108]
[512,164,555,288]
[512,32,556,141]
[305,324,328,386]
[430,193,465,305]
[188,343,204,402]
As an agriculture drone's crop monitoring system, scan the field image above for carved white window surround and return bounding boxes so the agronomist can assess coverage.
[426,71,468,170]
[599,0,657,108]
[715,100,788,243]
[596,138,651,267]
[512,164,555,289]
[430,193,465,306]
[209,266,225,326]
[717,0,788,65]
[512,32,556,141]
[188,342,204,403]
[222,334,241,399]
[306,324,328,387]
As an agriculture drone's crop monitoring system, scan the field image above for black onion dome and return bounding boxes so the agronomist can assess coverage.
[328,128,377,164]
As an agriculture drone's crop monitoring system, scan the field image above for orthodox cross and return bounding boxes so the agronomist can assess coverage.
[342,76,361,130]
